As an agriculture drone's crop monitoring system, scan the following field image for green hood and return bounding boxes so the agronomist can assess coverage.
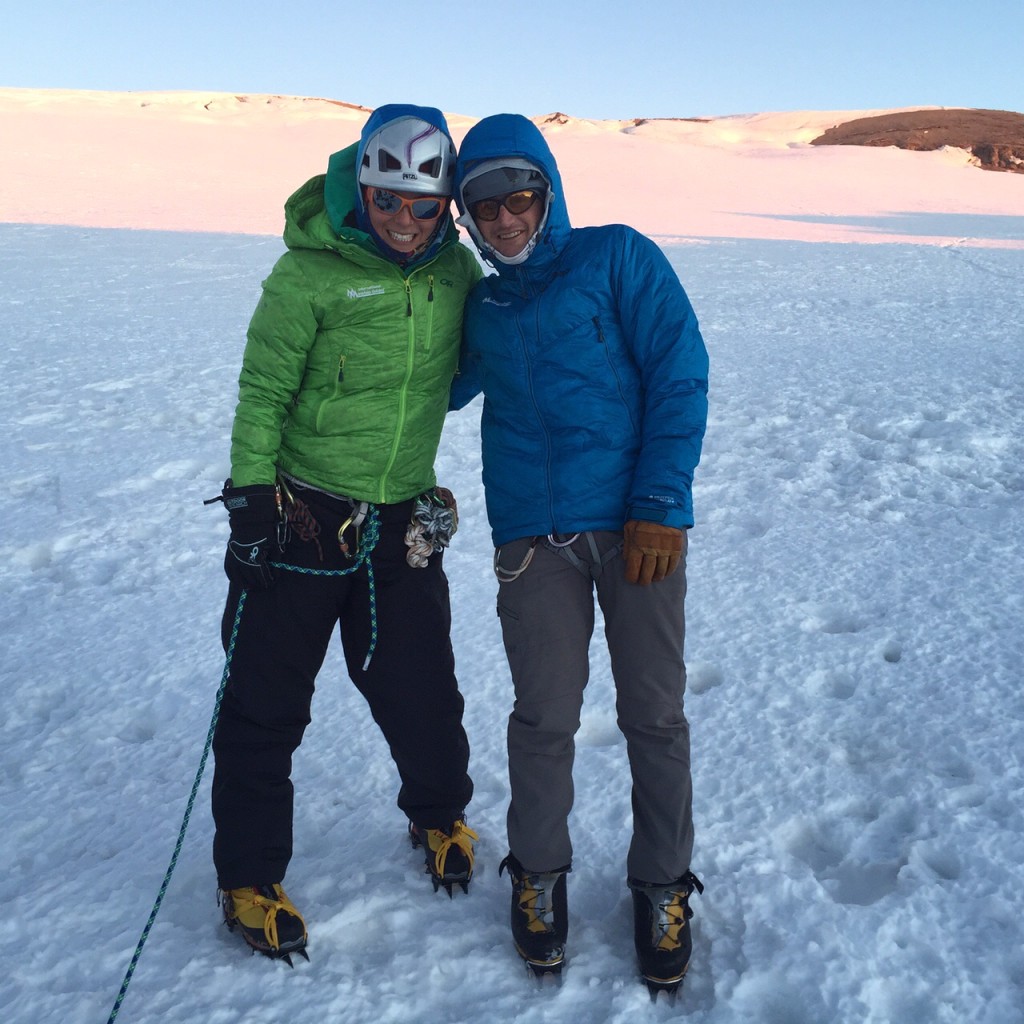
[282,143,371,257]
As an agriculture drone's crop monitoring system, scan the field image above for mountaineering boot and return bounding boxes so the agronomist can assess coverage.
[220,883,309,964]
[499,853,570,977]
[409,818,478,896]
[628,871,704,997]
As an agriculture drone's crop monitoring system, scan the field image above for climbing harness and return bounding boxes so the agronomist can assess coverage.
[494,532,624,583]
[270,504,382,670]
[545,531,622,581]
[278,474,369,560]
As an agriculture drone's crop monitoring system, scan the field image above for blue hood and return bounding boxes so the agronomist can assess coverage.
[324,103,455,268]
[454,114,572,273]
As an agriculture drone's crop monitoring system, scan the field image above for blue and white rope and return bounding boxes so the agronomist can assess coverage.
[105,590,247,1023]
[106,506,381,1020]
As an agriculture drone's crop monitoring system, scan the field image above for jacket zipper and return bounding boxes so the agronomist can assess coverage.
[425,275,435,352]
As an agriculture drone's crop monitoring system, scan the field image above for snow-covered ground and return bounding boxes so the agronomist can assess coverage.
[2,91,1023,1024]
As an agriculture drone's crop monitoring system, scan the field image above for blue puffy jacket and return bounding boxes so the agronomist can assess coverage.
[450,114,709,546]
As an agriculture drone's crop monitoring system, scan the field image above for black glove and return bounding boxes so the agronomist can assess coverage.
[221,482,282,590]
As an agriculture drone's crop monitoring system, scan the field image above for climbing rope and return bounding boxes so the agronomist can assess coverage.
[106,506,382,1020]
[105,590,247,1023]
[404,491,458,568]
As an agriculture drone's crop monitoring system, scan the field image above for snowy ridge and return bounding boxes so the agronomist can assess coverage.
[1,88,1021,245]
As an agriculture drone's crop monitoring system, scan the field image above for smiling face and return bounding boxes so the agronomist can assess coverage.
[364,187,446,255]
[475,197,545,261]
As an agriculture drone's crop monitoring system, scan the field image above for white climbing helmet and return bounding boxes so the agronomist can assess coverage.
[359,116,456,196]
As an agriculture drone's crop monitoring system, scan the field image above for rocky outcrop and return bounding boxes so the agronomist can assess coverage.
[810,108,1024,172]
[539,112,573,126]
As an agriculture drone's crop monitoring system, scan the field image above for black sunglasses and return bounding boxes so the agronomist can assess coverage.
[469,189,546,223]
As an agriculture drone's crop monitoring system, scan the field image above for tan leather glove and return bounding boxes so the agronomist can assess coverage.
[623,520,687,585]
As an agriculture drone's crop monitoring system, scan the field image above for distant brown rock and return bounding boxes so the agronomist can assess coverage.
[810,108,1024,173]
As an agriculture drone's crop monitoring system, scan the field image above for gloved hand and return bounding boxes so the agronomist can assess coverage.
[623,520,686,586]
[222,482,282,590]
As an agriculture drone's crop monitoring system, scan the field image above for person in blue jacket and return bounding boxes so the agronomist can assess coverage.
[449,113,709,993]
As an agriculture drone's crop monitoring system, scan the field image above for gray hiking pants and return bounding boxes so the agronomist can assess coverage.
[495,531,694,883]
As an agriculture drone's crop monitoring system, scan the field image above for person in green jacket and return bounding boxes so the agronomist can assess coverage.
[210,105,481,964]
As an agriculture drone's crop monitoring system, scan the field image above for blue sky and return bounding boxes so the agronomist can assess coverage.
[2,0,1020,119]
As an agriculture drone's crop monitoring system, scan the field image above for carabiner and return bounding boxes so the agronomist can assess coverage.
[494,537,539,582]
[338,501,370,558]
[546,532,580,548]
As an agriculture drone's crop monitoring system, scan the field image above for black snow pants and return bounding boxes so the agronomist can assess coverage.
[211,487,473,890]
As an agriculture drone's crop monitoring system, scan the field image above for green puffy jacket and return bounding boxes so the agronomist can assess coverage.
[230,144,482,503]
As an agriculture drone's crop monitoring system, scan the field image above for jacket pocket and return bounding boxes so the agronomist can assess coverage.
[593,316,639,436]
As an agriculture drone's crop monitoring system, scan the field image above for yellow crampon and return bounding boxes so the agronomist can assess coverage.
[220,883,308,961]
[654,888,691,951]
[410,818,478,895]
[517,876,560,935]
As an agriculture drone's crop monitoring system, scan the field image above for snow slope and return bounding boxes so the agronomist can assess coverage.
[1,91,1023,1024]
